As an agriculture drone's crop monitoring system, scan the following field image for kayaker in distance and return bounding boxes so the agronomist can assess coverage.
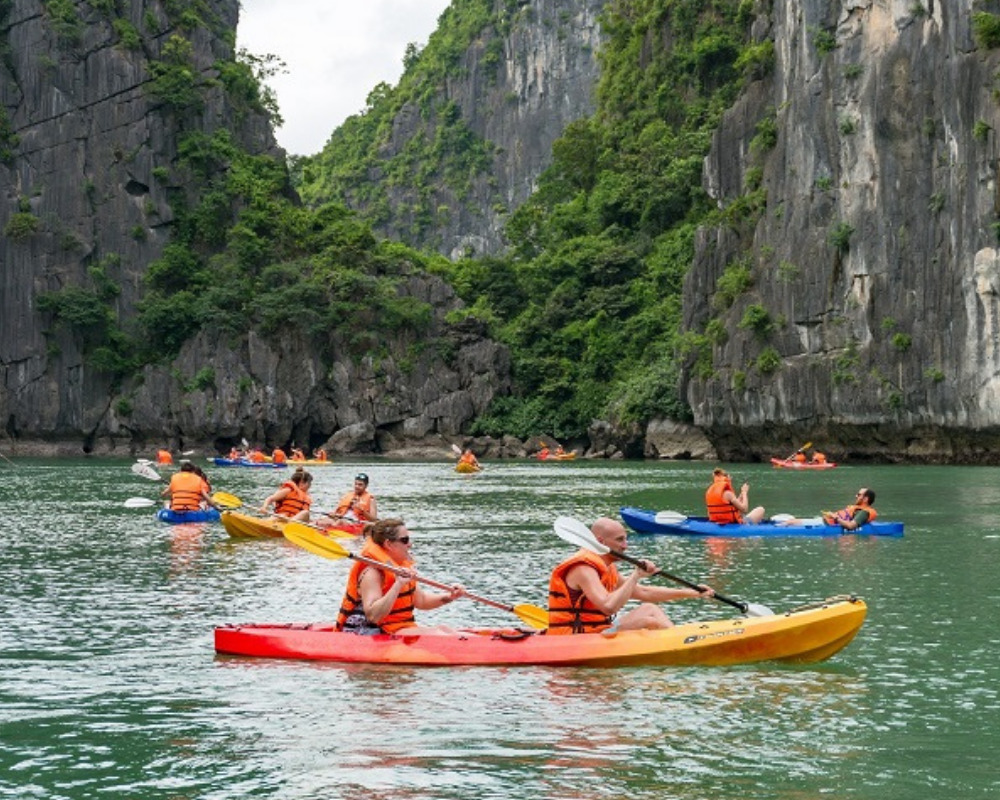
[458,448,480,470]
[336,518,465,635]
[259,467,313,521]
[333,473,378,522]
[162,461,217,511]
[271,446,287,464]
[313,448,328,462]
[822,488,878,530]
[156,448,173,465]
[705,467,766,524]
[547,517,714,634]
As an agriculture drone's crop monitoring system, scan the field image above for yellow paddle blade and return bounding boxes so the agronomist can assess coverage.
[212,491,242,509]
[513,603,549,630]
[283,522,351,560]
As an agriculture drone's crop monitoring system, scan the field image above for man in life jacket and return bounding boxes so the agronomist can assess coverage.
[271,446,287,465]
[336,518,465,635]
[259,467,313,521]
[334,473,378,522]
[822,488,877,530]
[546,517,714,635]
[156,448,173,465]
[705,468,766,524]
[458,449,480,469]
[811,451,827,464]
[161,462,216,511]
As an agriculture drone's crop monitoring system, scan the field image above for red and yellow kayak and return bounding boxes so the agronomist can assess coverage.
[215,595,865,667]
[221,510,362,539]
[770,457,837,470]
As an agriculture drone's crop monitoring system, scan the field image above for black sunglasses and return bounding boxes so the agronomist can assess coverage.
[392,535,411,544]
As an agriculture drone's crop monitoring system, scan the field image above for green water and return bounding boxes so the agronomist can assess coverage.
[1,457,997,799]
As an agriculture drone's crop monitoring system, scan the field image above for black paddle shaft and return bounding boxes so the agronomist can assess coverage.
[608,547,749,613]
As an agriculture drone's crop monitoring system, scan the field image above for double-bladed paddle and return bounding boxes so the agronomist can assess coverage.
[283,522,549,630]
[123,490,236,510]
[552,516,773,617]
[782,441,813,462]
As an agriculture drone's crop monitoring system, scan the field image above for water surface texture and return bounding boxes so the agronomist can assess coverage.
[2,458,997,799]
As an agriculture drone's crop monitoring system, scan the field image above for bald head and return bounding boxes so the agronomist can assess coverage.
[592,517,627,547]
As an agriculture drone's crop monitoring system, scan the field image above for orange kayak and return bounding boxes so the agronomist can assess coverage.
[215,595,866,666]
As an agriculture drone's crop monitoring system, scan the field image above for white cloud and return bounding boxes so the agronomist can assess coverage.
[237,0,452,155]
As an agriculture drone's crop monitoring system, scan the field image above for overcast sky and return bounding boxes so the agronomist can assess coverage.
[237,1,453,156]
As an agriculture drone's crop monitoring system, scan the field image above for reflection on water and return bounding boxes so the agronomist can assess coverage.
[1,458,999,799]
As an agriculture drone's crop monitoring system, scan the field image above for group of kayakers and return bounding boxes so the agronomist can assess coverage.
[704,467,878,530]
[256,469,377,524]
[224,445,329,464]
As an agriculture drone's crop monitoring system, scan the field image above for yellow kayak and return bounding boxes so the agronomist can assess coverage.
[221,510,286,539]
[455,462,482,474]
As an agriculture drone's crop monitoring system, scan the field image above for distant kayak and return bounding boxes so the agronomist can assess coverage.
[455,462,482,474]
[215,595,867,666]
[157,507,221,524]
[537,453,577,461]
[210,458,286,468]
[770,458,837,470]
[620,506,904,538]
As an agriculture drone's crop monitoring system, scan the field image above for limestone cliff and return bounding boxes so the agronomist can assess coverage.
[684,0,1000,462]
[304,0,606,259]
[0,0,509,455]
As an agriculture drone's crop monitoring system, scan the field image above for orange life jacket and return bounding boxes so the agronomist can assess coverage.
[156,449,173,464]
[168,471,205,511]
[794,452,807,462]
[275,481,312,517]
[843,504,877,523]
[546,550,619,635]
[272,448,287,464]
[335,540,416,633]
[335,490,375,520]
[812,452,827,463]
[705,476,742,523]
[459,452,477,466]
[314,449,328,462]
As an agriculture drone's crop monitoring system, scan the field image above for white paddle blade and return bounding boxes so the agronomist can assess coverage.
[745,602,775,617]
[124,497,156,508]
[451,443,463,456]
[553,516,610,555]
[654,510,688,525]
[131,462,161,481]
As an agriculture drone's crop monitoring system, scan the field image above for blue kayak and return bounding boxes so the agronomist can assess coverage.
[210,458,285,468]
[620,506,904,538]
[157,507,222,524]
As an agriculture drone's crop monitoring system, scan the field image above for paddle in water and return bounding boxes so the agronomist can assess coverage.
[283,522,549,630]
[552,516,773,617]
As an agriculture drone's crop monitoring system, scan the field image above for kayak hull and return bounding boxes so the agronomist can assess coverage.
[214,596,866,666]
[455,462,481,474]
[221,510,363,539]
[620,506,904,537]
[157,507,221,524]
[221,510,287,538]
[210,458,286,468]
[770,458,837,469]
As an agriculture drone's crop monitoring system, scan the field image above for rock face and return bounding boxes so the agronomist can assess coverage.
[332,0,606,259]
[684,0,1000,462]
[0,0,510,455]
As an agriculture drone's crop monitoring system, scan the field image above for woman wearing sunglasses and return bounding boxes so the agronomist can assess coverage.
[335,518,465,635]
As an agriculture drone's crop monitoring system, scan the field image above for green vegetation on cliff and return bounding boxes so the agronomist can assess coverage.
[431,0,763,439]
